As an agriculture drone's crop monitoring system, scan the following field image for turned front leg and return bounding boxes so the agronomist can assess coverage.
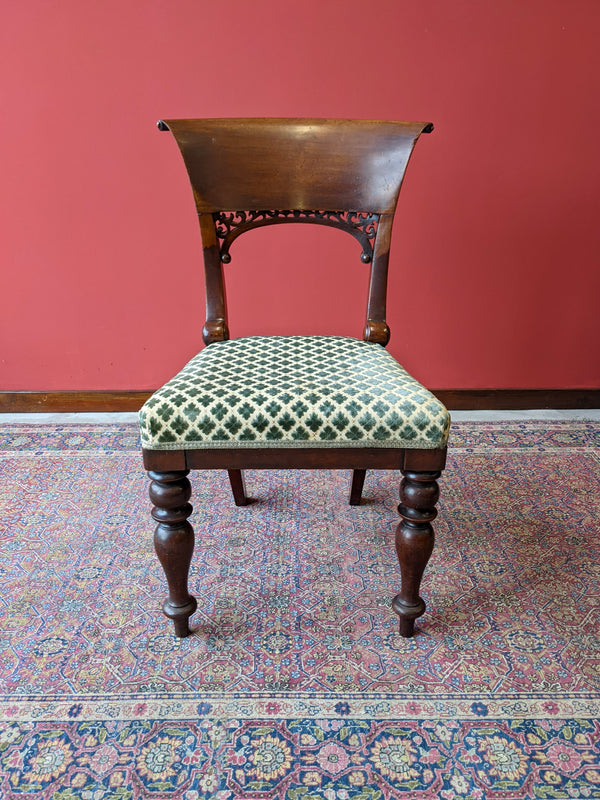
[392,470,441,637]
[149,470,198,637]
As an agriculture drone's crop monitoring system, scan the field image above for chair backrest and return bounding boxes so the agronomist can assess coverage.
[159,118,432,346]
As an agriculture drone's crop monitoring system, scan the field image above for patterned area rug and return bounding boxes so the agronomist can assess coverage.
[0,421,599,799]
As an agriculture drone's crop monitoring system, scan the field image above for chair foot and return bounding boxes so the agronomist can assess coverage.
[349,469,366,505]
[228,469,251,506]
[149,469,198,637]
[162,597,198,638]
[393,469,440,637]
[392,595,426,638]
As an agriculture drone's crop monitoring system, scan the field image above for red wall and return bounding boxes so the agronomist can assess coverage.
[2,0,599,391]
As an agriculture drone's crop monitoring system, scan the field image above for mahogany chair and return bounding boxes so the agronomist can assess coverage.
[140,118,449,639]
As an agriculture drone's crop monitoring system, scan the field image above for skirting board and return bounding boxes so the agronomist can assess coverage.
[1,390,600,413]
[0,392,152,413]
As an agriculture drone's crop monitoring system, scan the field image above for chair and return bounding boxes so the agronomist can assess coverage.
[139,118,449,640]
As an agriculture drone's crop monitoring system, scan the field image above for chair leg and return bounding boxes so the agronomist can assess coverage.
[149,470,198,637]
[349,469,366,505]
[228,469,250,506]
[392,469,441,637]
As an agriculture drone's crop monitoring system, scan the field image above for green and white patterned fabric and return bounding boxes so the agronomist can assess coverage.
[139,336,450,450]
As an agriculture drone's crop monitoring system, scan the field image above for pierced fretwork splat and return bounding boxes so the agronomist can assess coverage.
[213,209,380,264]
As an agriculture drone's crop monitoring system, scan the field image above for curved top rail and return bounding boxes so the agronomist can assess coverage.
[156,118,433,214]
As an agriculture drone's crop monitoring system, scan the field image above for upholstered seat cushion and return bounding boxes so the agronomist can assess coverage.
[139,336,450,450]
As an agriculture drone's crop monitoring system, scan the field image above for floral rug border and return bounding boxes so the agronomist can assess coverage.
[2,693,598,723]
[2,419,600,453]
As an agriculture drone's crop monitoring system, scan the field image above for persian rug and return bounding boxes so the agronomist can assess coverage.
[0,420,599,799]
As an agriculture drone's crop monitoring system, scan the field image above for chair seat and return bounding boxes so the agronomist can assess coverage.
[140,336,450,451]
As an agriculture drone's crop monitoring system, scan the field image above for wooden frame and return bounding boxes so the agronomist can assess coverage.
[144,118,445,639]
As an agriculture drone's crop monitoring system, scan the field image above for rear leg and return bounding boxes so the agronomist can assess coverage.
[349,469,366,505]
[228,469,251,506]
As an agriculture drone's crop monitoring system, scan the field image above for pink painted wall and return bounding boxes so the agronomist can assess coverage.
[2,0,599,391]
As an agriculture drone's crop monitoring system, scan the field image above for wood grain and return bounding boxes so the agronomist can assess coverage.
[2,389,598,413]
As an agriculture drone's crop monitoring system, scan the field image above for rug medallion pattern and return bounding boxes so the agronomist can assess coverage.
[0,422,599,797]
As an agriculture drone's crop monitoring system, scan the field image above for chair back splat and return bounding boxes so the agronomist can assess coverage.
[158,118,433,346]
[141,118,449,641]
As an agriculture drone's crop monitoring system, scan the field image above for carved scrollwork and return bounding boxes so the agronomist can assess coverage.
[213,209,379,264]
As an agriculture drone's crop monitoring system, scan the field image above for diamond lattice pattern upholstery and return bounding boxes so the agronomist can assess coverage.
[140,336,450,451]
